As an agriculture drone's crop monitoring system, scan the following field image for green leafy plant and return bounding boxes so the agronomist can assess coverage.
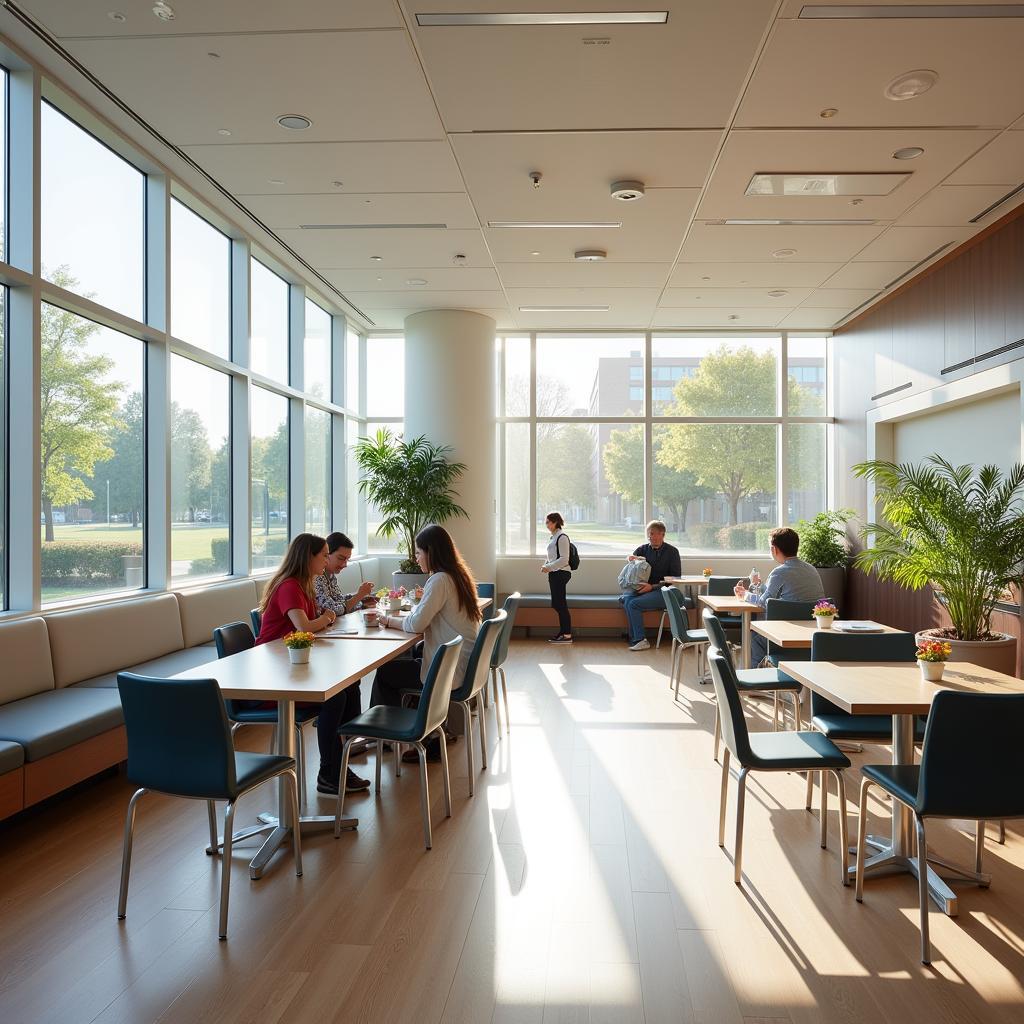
[853,456,1024,641]
[354,428,469,574]
[795,509,854,568]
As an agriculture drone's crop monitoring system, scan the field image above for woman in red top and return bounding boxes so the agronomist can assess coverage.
[256,533,369,795]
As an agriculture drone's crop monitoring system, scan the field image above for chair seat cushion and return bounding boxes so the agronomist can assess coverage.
[73,645,221,688]
[338,705,423,743]
[231,751,296,799]
[683,629,708,644]
[862,763,920,809]
[0,688,124,761]
[0,740,25,773]
[226,702,319,725]
[746,730,851,771]
[811,714,926,742]
[735,667,801,692]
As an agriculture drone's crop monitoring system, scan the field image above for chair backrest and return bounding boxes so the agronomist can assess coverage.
[214,621,255,659]
[707,651,754,765]
[250,607,262,637]
[491,592,521,669]
[701,608,738,672]
[476,582,496,600]
[809,630,916,716]
[707,576,742,596]
[117,672,236,797]
[917,690,1024,819]
[766,598,828,621]
[452,611,507,702]
[661,586,688,642]
[412,636,463,740]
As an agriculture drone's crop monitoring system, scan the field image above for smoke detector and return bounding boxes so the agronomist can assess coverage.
[610,180,645,202]
[529,171,542,189]
[152,1,175,21]
[452,253,468,265]
[885,69,938,101]
[277,114,312,130]
[574,249,607,261]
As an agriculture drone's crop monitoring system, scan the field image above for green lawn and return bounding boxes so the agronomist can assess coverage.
[45,523,232,562]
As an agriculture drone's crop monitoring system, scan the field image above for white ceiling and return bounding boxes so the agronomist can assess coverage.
[12,0,1024,331]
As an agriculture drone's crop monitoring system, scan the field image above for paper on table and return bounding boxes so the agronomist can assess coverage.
[833,620,885,633]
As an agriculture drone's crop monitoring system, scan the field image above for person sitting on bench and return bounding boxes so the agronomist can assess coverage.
[621,520,681,651]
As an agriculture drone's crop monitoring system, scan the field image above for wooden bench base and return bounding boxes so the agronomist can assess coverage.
[23,726,127,807]
[0,767,24,819]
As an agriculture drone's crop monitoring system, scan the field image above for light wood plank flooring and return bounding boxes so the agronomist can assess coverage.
[1,639,1023,1023]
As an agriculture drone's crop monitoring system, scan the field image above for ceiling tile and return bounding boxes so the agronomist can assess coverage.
[821,262,916,289]
[498,262,671,289]
[946,131,1024,185]
[405,0,778,131]
[66,31,444,144]
[778,308,853,329]
[680,221,885,262]
[367,307,514,330]
[660,287,811,308]
[651,308,785,328]
[506,287,661,315]
[282,227,492,269]
[896,184,1012,226]
[669,262,842,287]
[853,225,967,262]
[737,18,1024,129]
[244,193,479,231]
[348,290,508,309]
[799,288,879,309]
[322,267,502,291]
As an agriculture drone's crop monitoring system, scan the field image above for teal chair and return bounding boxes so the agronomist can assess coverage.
[764,597,826,671]
[661,586,709,698]
[334,637,463,848]
[490,592,521,734]
[116,672,302,939]
[250,607,262,637]
[708,651,850,888]
[856,690,1024,963]
[476,582,496,601]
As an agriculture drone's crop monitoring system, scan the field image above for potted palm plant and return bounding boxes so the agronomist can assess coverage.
[854,456,1024,674]
[353,428,469,590]
[795,508,854,607]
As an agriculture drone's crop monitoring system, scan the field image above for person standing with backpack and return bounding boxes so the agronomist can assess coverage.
[542,511,575,644]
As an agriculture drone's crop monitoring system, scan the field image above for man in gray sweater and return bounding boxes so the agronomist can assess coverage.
[734,527,824,666]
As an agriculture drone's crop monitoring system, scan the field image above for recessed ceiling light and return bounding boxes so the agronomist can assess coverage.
[376,276,383,282]
[723,218,877,225]
[768,290,788,298]
[610,180,645,201]
[152,1,175,21]
[574,249,607,261]
[701,275,711,281]
[819,107,839,119]
[530,250,541,256]
[406,278,428,286]
[268,178,284,185]
[277,114,313,130]
[207,51,221,59]
[108,12,127,22]
[217,128,232,136]
[370,255,383,261]
[518,305,610,312]
[727,314,740,320]
[416,12,669,26]
[892,146,925,160]
[488,221,621,229]
[452,254,468,265]
[332,180,344,188]
[772,248,797,258]
[746,172,908,197]
[800,5,1024,19]
[885,69,938,101]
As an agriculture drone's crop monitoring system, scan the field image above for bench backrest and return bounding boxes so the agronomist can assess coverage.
[0,617,55,703]
[175,579,259,648]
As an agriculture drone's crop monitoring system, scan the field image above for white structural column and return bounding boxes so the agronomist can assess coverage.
[404,310,496,585]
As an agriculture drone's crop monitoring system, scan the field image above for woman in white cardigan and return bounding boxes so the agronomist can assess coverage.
[542,511,573,643]
[371,524,482,761]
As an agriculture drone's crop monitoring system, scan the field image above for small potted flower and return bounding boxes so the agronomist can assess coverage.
[385,588,404,614]
[916,639,952,681]
[702,567,713,578]
[812,600,838,630]
[409,584,424,606]
[283,630,315,665]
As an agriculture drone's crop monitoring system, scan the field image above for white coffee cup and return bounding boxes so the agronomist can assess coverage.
[361,609,378,628]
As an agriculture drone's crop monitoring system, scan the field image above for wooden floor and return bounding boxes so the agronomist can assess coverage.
[1,639,1023,1024]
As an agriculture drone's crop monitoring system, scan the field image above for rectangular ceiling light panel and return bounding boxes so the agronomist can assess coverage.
[721,218,877,225]
[519,305,610,311]
[488,221,622,228]
[416,12,669,26]
[799,5,1024,17]
[745,173,910,197]
[299,223,448,229]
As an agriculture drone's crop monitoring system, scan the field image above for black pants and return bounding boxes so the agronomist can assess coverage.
[316,684,362,781]
[369,657,423,709]
[548,569,572,635]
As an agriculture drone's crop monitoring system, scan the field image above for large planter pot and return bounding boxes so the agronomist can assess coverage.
[815,566,846,610]
[393,571,428,592]
[915,629,1017,675]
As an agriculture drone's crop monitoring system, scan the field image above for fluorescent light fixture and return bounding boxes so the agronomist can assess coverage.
[488,221,622,229]
[518,305,610,312]
[969,182,1024,223]
[299,223,447,229]
[745,172,909,197]
[800,5,1024,18]
[416,12,669,26]
[722,218,878,225]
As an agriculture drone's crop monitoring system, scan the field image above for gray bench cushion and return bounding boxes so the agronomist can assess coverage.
[519,593,635,610]
[0,688,124,761]
[73,644,220,688]
[0,740,25,773]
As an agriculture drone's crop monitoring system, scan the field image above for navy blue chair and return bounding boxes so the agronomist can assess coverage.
[490,592,521,735]
[476,582,496,601]
[250,607,262,637]
[662,587,709,698]
[764,598,827,670]
[707,575,744,634]
[213,621,318,807]
[708,652,851,888]
[856,690,1024,963]
[335,637,463,848]
[116,672,301,939]
[703,608,803,761]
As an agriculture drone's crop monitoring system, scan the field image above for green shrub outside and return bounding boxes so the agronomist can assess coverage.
[41,542,142,582]
[755,527,775,551]
[688,523,721,548]
[716,524,757,550]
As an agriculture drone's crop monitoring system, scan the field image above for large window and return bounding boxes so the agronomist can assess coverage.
[304,299,331,400]
[171,199,230,357]
[1,67,7,261]
[305,406,331,535]
[40,306,144,604]
[366,336,404,417]
[171,356,230,580]
[251,386,288,572]
[41,103,145,322]
[346,328,360,410]
[250,258,289,384]
[0,288,6,609]
[365,421,404,552]
[498,333,831,556]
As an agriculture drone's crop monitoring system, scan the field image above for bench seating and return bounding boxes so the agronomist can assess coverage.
[514,593,669,630]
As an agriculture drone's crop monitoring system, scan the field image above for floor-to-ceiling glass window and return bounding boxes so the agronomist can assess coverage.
[250,386,288,571]
[305,406,332,536]
[304,299,331,401]
[250,257,289,385]
[364,335,404,552]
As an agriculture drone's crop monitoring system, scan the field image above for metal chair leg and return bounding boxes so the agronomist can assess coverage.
[117,787,146,919]
[219,801,236,939]
[998,820,1006,844]
[791,691,802,731]
[206,800,219,855]
[855,777,872,903]
[713,709,721,763]
[463,701,476,797]
[416,742,433,849]
[286,769,303,877]
[375,739,383,791]
[819,771,828,849]
[438,726,452,819]
[734,766,749,885]
[478,691,489,771]
[975,820,985,874]
[294,723,305,808]
[916,816,931,964]
[772,691,780,731]
[395,739,402,778]
[656,611,667,649]
[491,667,503,736]
[718,749,730,848]
[499,666,510,734]
[333,736,356,838]
[805,769,814,811]
[834,770,850,886]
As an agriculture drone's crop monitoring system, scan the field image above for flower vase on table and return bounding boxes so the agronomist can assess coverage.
[283,631,314,665]
[917,639,951,681]
[812,600,838,630]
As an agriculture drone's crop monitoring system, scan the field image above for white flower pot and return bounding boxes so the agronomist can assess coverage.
[288,646,310,665]
[815,615,834,630]
[918,659,944,682]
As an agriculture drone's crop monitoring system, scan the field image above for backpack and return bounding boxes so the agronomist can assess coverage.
[568,541,580,571]
[617,558,651,593]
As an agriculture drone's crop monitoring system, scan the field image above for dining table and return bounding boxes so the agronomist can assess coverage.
[698,593,762,669]
[751,619,903,649]
[777,658,1024,915]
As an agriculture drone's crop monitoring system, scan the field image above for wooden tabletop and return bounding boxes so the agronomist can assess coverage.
[751,619,902,648]
[664,575,710,587]
[776,660,1024,715]
[322,594,491,641]
[699,594,760,615]
[171,636,414,702]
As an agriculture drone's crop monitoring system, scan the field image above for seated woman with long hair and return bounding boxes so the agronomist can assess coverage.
[372,524,482,761]
[256,532,369,795]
